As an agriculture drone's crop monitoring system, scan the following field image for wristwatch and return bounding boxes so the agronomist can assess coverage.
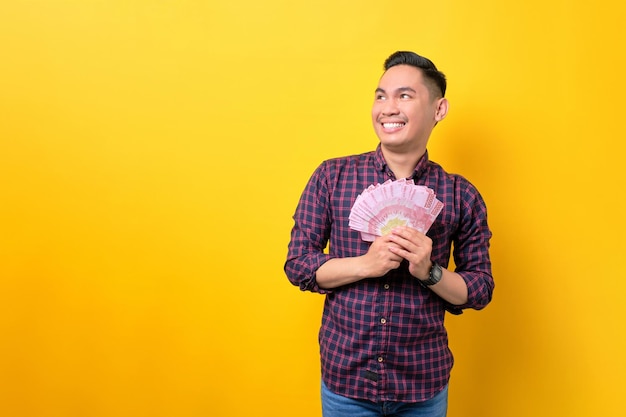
[419,262,443,286]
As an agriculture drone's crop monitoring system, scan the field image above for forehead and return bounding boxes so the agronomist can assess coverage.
[377,65,426,90]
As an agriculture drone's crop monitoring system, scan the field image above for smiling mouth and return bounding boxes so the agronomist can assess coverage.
[382,122,405,129]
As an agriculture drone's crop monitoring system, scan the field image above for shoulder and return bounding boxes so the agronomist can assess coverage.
[320,150,376,168]
[426,160,486,210]
[313,150,376,178]
[303,150,375,189]
[427,160,478,190]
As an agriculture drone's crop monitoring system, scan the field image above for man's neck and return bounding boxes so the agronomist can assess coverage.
[381,146,426,179]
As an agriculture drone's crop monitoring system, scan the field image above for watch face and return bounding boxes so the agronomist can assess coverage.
[433,264,442,279]
[429,263,442,284]
[420,263,443,286]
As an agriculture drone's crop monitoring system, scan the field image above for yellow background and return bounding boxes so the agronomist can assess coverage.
[1,1,624,416]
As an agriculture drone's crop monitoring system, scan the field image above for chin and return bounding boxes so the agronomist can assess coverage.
[380,138,423,153]
[379,135,408,146]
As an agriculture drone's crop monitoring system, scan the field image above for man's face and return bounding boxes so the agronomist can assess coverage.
[371,65,445,153]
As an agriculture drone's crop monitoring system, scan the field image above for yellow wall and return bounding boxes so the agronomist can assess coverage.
[1,1,624,416]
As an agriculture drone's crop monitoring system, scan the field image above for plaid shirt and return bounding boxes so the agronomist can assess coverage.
[285,145,494,403]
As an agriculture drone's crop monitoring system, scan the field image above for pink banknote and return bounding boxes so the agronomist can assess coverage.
[349,179,443,242]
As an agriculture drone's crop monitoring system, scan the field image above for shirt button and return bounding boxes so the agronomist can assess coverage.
[378,357,384,363]
[380,318,387,324]
[384,284,390,290]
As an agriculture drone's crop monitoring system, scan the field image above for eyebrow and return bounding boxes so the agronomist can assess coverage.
[375,86,417,95]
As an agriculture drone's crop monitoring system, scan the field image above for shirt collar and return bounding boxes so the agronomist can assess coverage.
[374,144,430,180]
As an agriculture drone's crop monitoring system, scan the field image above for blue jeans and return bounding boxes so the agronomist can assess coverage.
[321,381,448,417]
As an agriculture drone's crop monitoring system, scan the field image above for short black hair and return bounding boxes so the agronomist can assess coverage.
[384,51,447,98]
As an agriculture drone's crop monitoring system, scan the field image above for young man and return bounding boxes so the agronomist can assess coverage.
[285,51,494,417]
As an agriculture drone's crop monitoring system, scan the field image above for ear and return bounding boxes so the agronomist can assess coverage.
[434,98,449,122]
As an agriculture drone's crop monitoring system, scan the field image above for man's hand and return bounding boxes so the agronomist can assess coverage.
[361,234,404,278]
[315,233,404,289]
[388,226,433,279]
[317,226,469,304]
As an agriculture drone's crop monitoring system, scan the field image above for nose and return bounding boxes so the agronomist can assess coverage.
[380,99,399,116]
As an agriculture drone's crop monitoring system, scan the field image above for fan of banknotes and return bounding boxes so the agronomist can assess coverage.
[348,179,443,242]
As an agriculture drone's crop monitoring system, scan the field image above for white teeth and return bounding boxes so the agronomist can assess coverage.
[383,122,404,129]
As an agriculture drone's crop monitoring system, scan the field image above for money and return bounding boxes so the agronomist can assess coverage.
[348,179,443,241]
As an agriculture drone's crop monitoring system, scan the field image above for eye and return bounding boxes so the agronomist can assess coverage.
[400,93,411,99]
[375,94,386,100]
